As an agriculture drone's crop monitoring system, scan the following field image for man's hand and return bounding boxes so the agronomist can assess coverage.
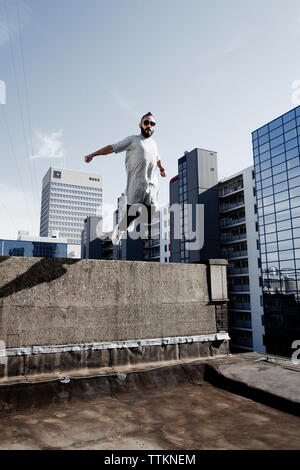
[160,170,166,177]
[84,154,94,163]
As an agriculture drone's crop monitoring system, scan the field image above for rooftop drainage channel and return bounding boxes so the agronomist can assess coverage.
[0,357,223,412]
[1,355,300,417]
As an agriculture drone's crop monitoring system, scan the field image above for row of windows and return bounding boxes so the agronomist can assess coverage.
[255,147,300,178]
[256,166,300,193]
[50,198,100,208]
[49,210,97,218]
[0,240,68,258]
[49,204,99,213]
[252,107,300,140]
[50,227,82,233]
[253,121,300,150]
[261,261,300,273]
[256,174,300,199]
[254,122,300,148]
[256,167,300,189]
[50,193,101,202]
[258,196,300,218]
[51,182,102,191]
[254,138,299,163]
[259,206,300,225]
[50,215,86,222]
[254,148,299,174]
[51,188,102,197]
[259,221,300,238]
[260,237,300,253]
[255,153,300,176]
[261,250,300,263]
[258,190,300,211]
[49,221,83,228]
[253,125,300,155]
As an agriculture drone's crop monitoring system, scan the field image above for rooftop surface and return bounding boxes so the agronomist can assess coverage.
[1,352,300,450]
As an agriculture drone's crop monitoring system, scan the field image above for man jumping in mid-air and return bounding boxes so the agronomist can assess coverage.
[84,112,166,245]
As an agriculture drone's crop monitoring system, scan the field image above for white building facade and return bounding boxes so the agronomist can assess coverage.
[219,166,265,353]
[40,167,103,245]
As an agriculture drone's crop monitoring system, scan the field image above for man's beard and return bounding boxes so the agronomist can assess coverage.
[141,127,153,138]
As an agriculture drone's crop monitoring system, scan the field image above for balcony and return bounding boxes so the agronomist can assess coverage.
[221,233,247,244]
[220,217,246,228]
[229,285,250,293]
[229,302,251,311]
[229,320,252,329]
[219,201,245,213]
[224,250,248,259]
[219,183,244,198]
[228,267,249,275]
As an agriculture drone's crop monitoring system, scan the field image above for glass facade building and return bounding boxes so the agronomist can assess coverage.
[0,239,68,258]
[252,105,300,356]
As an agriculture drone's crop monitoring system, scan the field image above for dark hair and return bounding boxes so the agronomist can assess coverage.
[140,112,153,123]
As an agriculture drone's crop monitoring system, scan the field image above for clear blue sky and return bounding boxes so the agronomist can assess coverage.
[1,0,300,238]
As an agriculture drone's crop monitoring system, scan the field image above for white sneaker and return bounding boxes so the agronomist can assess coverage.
[111,224,124,245]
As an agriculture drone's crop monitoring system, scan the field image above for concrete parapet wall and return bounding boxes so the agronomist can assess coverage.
[0,257,228,347]
[0,257,229,378]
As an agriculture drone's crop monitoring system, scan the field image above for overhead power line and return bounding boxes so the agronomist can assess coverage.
[2,0,40,231]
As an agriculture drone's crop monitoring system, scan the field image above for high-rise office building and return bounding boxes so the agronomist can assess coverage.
[219,167,265,353]
[170,148,221,263]
[40,167,103,245]
[252,105,300,356]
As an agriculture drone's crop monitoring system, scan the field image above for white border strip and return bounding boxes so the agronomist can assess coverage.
[0,333,230,357]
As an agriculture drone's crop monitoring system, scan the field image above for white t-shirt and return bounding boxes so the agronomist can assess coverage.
[112,135,159,206]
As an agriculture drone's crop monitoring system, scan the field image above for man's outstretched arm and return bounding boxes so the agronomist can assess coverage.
[84,145,114,163]
[157,159,166,177]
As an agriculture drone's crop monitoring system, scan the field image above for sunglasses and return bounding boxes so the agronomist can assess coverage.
[143,120,156,127]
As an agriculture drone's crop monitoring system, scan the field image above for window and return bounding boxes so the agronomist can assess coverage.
[283,110,295,124]
[274,192,288,203]
[277,229,291,241]
[278,240,293,251]
[276,209,290,222]
[272,162,286,176]
[270,135,284,148]
[270,126,283,139]
[286,147,299,160]
[273,172,287,184]
[276,215,291,229]
[53,170,61,179]
[288,166,300,179]
[269,117,283,131]
[279,250,294,261]
[284,119,296,132]
[285,128,297,142]
[272,152,286,166]
[262,195,274,206]
[258,125,269,137]
[290,196,300,209]
[260,150,271,162]
[285,137,298,150]
[287,157,300,169]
